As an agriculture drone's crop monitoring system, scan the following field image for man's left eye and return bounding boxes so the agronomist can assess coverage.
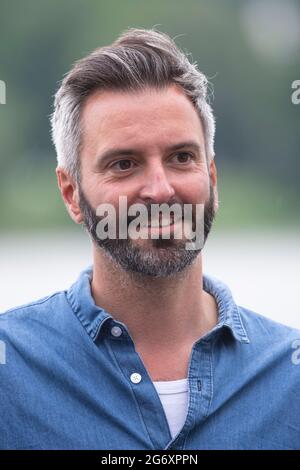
[173,152,193,163]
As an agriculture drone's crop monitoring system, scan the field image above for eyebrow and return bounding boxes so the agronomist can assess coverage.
[95,141,204,167]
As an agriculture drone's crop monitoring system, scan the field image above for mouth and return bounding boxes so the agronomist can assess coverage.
[147,214,180,228]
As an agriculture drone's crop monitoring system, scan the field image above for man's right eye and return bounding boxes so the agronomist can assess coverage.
[110,159,134,171]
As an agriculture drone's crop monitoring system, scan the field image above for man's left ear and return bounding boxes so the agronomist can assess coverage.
[209,159,219,211]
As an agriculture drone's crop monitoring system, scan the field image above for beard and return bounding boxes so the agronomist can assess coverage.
[78,185,216,279]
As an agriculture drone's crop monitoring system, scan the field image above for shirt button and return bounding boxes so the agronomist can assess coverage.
[130,373,142,384]
[111,326,122,337]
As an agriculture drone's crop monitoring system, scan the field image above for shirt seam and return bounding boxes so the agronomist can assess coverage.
[0,291,64,318]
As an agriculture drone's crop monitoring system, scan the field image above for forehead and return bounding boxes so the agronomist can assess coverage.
[80,84,205,154]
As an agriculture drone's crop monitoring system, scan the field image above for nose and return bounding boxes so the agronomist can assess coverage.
[138,163,176,203]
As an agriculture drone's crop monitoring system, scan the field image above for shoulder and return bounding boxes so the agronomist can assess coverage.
[0,290,71,338]
[1,291,62,314]
[238,304,300,342]
[1,289,68,317]
[237,305,300,369]
[0,288,78,376]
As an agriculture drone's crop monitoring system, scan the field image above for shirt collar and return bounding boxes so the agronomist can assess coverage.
[202,275,250,344]
[67,264,111,341]
[67,265,250,344]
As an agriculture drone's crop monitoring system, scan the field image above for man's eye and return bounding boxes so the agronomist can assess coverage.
[111,159,134,171]
[173,152,193,163]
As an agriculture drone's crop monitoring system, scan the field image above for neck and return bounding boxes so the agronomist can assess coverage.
[90,245,218,354]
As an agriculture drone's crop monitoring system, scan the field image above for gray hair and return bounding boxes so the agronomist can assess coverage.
[51,28,216,182]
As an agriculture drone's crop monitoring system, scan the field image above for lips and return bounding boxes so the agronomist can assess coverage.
[148,220,174,228]
[127,213,184,229]
[147,214,181,228]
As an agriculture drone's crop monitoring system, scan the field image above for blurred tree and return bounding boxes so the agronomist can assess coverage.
[0,0,299,230]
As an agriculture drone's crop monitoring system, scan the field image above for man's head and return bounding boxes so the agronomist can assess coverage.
[52,28,218,278]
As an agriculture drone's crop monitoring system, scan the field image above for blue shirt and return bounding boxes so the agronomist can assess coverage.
[0,265,299,450]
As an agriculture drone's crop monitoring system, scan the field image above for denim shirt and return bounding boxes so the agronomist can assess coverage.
[0,265,299,450]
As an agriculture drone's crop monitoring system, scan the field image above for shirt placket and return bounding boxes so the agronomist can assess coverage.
[165,338,213,450]
[107,319,173,449]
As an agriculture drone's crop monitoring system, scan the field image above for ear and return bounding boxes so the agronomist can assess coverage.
[56,167,83,224]
[209,159,219,211]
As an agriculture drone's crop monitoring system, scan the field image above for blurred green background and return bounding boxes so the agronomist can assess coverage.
[0,0,299,232]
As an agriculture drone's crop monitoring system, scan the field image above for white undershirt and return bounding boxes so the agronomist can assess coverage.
[152,378,189,439]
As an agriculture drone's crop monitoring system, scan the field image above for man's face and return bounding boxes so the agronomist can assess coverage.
[77,84,218,277]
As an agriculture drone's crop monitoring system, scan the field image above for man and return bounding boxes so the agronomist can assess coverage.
[1,28,299,450]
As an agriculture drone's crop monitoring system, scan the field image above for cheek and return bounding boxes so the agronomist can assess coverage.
[94,178,143,209]
[175,175,210,204]
[85,182,134,213]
